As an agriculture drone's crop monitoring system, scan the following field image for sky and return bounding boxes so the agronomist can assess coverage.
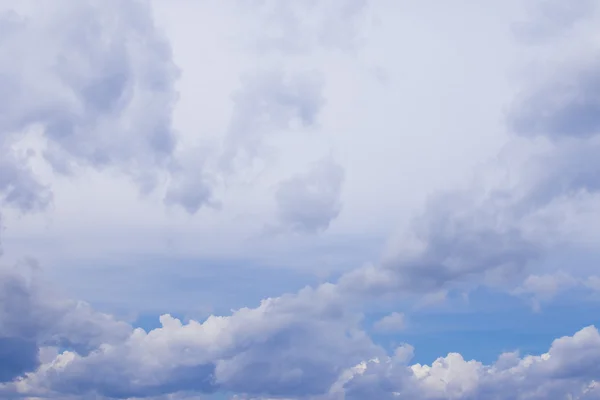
[2,0,600,399]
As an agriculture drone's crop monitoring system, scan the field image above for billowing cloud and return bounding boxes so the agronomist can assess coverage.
[2,280,379,399]
[3,272,600,400]
[340,325,600,400]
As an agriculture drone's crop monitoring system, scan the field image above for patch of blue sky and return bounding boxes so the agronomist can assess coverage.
[367,287,600,365]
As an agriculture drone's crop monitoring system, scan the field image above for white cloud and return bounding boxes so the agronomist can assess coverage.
[338,326,600,400]
[3,266,600,400]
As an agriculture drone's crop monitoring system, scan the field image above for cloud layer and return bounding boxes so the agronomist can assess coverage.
[2,0,600,399]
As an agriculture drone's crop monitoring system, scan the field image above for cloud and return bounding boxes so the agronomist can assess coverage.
[0,262,130,384]
[0,150,51,213]
[373,312,405,333]
[0,0,179,187]
[509,64,600,140]
[339,325,600,400]
[0,0,192,226]
[4,282,379,399]
[3,269,600,399]
[220,69,325,172]
[163,68,326,215]
[274,157,344,234]
[163,0,364,215]
[3,1,600,399]
[332,0,600,302]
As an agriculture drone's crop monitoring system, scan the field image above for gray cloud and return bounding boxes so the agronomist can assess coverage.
[0,0,179,183]
[335,0,600,300]
[0,263,130,383]
[0,0,180,222]
[274,157,344,234]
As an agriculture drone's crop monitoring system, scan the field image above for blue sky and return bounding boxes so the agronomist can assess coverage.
[2,0,600,399]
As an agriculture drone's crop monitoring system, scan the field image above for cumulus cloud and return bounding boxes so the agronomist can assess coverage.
[3,265,599,400]
[339,325,600,400]
[2,282,379,399]
[2,271,600,400]
[274,157,344,234]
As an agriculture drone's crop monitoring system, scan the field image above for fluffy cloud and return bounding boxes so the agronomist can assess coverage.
[4,265,600,400]
[2,280,379,399]
[339,326,600,400]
